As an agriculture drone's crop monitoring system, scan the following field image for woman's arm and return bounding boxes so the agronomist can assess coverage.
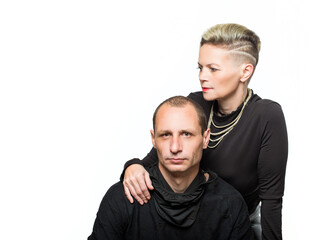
[122,148,158,204]
[258,102,288,240]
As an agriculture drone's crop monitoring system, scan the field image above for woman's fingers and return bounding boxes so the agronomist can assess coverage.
[123,182,134,204]
[123,164,151,204]
[145,171,154,191]
[124,176,145,205]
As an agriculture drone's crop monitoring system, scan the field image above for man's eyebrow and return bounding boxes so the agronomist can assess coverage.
[181,128,197,133]
[156,128,197,133]
[156,129,171,134]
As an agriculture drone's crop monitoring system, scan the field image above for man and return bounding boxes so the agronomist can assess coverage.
[88,96,253,240]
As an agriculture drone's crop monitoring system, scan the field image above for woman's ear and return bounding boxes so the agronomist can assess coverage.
[240,63,254,83]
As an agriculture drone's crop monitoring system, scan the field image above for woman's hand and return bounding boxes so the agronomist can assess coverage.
[123,164,154,205]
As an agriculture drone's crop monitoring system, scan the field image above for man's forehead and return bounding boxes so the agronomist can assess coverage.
[155,104,200,130]
[160,102,194,112]
[156,104,196,118]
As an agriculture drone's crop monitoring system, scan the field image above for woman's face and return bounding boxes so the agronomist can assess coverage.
[198,44,243,102]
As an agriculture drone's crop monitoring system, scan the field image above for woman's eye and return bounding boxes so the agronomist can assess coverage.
[197,66,202,71]
[210,67,218,72]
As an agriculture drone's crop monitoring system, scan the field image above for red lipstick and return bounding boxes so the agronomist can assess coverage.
[202,87,210,92]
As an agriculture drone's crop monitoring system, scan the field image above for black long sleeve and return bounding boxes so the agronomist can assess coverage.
[189,91,288,240]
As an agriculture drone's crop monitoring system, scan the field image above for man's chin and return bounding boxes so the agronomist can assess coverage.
[165,165,188,175]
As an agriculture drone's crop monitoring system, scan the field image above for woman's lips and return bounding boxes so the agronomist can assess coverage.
[202,87,211,92]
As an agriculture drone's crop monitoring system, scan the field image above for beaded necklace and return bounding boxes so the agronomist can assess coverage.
[207,88,252,149]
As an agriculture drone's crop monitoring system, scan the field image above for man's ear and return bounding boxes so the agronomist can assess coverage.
[150,129,156,148]
[202,129,210,149]
[240,63,254,83]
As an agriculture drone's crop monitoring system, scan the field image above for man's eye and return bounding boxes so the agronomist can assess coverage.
[183,132,191,137]
[197,66,202,71]
[162,133,170,137]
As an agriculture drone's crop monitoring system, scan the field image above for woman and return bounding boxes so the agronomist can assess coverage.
[122,23,288,240]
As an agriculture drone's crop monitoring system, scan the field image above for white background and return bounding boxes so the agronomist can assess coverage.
[1,0,323,239]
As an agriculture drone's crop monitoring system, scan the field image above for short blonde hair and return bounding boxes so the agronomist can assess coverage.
[200,23,261,68]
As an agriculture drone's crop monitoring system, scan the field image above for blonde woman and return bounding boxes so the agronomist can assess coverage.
[122,23,288,240]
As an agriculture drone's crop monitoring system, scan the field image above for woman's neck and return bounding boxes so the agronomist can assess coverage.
[217,87,248,115]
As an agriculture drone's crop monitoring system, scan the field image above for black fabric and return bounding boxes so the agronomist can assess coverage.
[148,164,212,227]
[89,165,254,240]
[124,90,288,240]
[120,158,142,182]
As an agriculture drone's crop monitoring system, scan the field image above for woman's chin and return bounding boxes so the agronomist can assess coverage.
[202,92,217,101]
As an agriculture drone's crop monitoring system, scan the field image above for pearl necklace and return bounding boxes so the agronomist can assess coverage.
[207,89,252,149]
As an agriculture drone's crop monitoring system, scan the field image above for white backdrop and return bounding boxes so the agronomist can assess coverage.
[1,0,323,239]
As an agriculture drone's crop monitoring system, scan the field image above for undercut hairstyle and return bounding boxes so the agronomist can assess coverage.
[200,23,261,71]
[153,96,207,135]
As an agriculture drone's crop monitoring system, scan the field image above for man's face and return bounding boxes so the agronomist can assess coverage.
[151,104,210,177]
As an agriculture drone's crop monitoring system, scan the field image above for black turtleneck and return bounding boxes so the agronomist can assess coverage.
[148,164,210,227]
[89,164,253,240]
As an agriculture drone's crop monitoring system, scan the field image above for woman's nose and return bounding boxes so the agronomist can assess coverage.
[199,68,208,82]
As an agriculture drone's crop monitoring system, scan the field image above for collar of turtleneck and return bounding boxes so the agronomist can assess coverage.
[213,89,254,123]
[147,163,217,227]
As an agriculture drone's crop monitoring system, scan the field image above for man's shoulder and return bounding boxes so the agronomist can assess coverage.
[105,181,124,195]
[105,181,125,197]
[99,182,129,209]
[203,173,250,227]
[206,173,244,201]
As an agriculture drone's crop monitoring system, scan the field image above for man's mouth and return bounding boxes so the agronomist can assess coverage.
[168,158,185,164]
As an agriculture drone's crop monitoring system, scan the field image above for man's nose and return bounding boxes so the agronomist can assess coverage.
[170,136,182,154]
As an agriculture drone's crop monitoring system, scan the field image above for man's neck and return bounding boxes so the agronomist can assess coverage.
[158,164,199,193]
